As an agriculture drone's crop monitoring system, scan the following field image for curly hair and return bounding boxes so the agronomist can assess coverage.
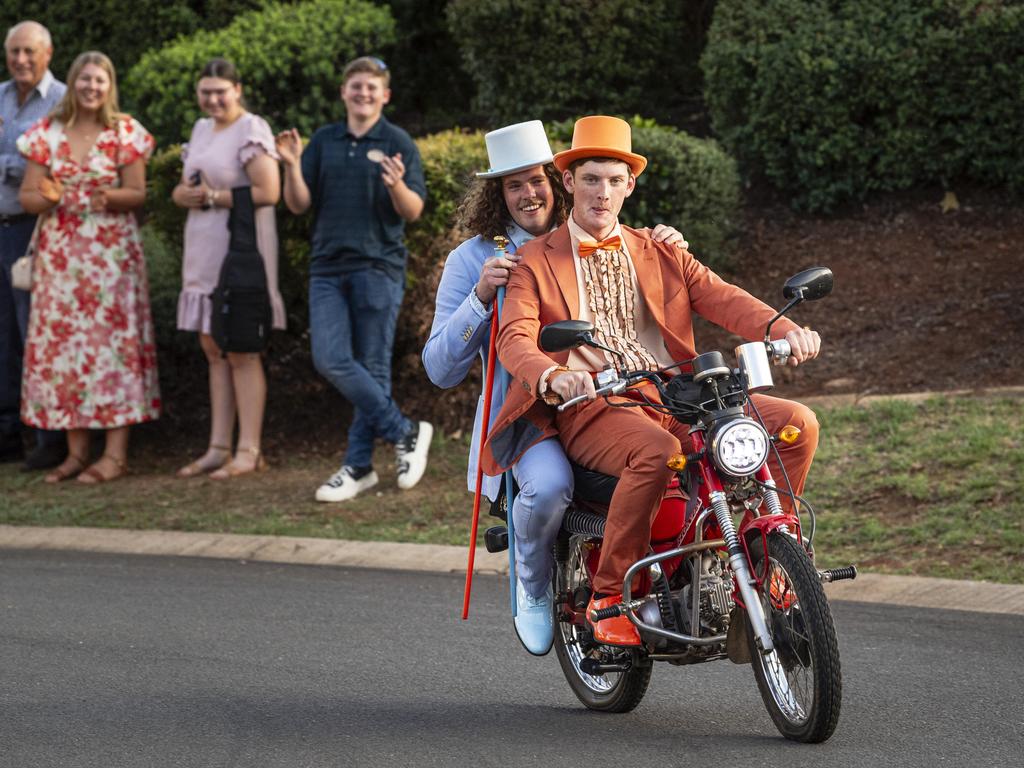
[454,163,570,241]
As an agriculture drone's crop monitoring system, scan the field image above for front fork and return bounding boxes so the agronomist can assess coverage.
[708,489,775,653]
[691,430,778,654]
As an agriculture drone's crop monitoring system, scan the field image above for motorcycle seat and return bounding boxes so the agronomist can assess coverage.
[571,462,618,506]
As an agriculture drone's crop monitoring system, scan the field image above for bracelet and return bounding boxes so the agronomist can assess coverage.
[541,366,572,405]
[205,189,217,209]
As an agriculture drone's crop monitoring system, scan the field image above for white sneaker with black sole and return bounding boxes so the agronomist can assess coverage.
[315,465,379,502]
[396,421,433,490]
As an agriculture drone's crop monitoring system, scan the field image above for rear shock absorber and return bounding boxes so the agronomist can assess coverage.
[710,490,774,653]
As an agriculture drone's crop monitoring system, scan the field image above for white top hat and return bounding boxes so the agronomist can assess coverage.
[476,120,554,178]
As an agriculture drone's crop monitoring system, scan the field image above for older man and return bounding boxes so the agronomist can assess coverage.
[483,116,822,647]
[0,21,65,468]
[423,121,686,654]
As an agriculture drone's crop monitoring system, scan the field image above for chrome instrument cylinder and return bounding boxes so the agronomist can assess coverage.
[735,341,775,393]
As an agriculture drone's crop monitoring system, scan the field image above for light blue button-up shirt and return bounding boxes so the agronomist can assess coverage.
[0,69,65,214]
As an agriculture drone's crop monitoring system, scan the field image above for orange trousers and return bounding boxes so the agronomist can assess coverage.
[555,392,819,596]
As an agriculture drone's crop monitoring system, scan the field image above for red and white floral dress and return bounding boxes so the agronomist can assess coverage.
[16,115,161,430]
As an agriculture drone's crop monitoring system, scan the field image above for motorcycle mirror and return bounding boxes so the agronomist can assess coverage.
[783,267,833,301]
[540,320,595,352]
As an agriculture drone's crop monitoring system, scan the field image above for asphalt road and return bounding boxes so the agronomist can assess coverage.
[1,550,1021,768]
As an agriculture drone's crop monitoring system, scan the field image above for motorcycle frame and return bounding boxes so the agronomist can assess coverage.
[617,424,803,649]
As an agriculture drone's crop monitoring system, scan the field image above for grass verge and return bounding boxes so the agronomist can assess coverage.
[1,396,1021,583]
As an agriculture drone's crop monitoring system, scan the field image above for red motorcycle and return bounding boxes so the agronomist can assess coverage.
[487,267,855,742]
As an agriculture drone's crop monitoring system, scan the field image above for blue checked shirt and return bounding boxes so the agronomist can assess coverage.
[301,116,426,282]
[0,70,65,215]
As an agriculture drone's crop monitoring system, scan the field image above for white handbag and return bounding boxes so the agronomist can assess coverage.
[10,122,62,291]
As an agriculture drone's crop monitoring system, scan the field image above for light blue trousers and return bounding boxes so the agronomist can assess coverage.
[510,437,574,598]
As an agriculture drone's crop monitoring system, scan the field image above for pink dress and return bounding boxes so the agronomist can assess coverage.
[17,115,160,430]
[178,113,286,333]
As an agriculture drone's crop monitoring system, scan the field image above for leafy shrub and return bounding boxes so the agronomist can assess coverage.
[446,0,708,129]
[380,0,478,134]
[548,117,740,270]
[1,1,273,80]
[123,0,396,146]
[702,0,1024,211]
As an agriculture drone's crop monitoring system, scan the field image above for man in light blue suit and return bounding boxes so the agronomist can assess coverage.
[423,122,685,655]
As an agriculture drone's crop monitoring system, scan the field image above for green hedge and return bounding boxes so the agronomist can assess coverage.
[548,118,740,270]
[123,0,395,146]
[446,0,708,128]
[1,1,274,79]
[702,0,1024,211]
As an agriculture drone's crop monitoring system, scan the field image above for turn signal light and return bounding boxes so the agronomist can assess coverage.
[777,425,801,444]
[667,453,687,471]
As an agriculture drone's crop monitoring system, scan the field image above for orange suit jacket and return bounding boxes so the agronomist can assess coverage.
[481,222,799,475]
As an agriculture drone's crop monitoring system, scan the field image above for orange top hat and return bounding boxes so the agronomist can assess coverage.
[552,116,647,177]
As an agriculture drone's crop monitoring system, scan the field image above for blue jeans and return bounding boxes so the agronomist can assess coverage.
[309,269,412,468]
[511,438,574,598]
[0,216,61,447]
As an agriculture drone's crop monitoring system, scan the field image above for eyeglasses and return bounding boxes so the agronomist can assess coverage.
[368,57,388,71]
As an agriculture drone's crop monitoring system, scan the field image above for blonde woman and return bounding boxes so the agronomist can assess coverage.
[171,59,284,478]
[17,51,158,484]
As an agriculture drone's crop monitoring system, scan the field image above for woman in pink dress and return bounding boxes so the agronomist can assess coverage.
[171,59,285,479]
[17,51,159,484]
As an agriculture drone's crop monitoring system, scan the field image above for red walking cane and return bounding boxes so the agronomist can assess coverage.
[464,237,512,622]
[461,287,501,620]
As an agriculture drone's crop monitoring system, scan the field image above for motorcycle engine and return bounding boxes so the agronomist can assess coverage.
[637,554,735,644]
[680,554,735,634]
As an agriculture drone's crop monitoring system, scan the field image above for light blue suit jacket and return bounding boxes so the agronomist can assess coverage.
[422,224,534,500]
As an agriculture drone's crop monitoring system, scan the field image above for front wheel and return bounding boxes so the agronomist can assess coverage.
[553,534,652,713]
[747,532,842,742]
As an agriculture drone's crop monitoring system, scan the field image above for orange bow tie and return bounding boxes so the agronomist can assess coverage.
[578,235,622,258]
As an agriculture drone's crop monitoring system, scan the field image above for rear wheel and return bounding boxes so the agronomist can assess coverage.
[747,532,842,742]
[553,535,651,713]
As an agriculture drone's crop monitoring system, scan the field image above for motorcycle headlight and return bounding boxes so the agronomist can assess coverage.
[711,418,770,477]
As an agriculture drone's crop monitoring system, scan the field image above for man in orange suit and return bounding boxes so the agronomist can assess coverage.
[482,116,822,647]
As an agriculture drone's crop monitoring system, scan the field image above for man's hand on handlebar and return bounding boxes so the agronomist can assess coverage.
[549,370,596,403]
[784,327,821,367]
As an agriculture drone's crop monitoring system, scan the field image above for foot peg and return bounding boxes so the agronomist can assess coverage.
[484,525,508,553]
[819,564,858,583]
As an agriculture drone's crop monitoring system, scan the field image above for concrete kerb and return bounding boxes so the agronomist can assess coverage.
[2,524,1022,617]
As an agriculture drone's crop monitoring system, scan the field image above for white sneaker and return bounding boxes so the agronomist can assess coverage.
[315,465,379,502]
[395,421,433,490]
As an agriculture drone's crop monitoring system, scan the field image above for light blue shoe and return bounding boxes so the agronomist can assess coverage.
[514,578,554,656]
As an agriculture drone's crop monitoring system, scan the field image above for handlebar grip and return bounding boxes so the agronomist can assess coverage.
[589,605,623,622]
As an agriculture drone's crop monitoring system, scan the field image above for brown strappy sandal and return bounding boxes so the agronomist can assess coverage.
[176,443,231,478]
[77,453,128,485]
[210,445,268,480]
[43,453,88,484]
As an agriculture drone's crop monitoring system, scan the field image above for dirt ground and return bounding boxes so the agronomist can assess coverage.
[697,190,1024,401]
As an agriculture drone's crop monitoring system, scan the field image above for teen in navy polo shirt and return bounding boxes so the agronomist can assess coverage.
[277,56,432,502]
